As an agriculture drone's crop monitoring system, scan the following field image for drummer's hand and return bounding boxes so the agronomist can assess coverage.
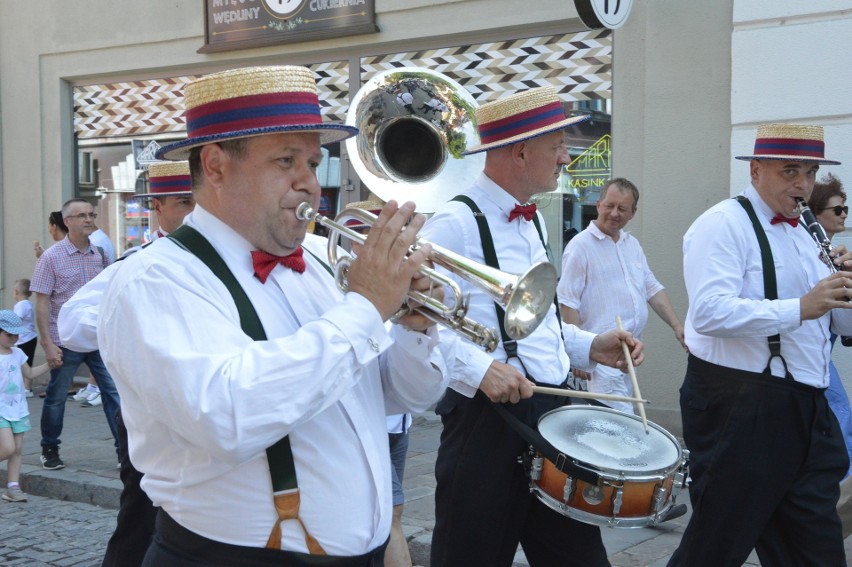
[479,360,534,404]
[571,368,591,380]
[590,329,645,370]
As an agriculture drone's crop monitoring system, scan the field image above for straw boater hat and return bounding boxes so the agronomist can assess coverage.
[463,86,590,155]
[735,124,841,165]
[342,199,385,230]
[133,161,192,200]
[156,66,358,161]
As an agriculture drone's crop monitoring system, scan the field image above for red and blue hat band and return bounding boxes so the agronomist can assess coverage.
[478,101,565,145]
[149,174,192,194]
[187,92,322,138]
[753,137,826,159]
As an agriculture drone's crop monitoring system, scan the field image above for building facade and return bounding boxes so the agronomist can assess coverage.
[1,0,850,431]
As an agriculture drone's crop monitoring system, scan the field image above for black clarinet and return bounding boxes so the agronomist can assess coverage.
[795,197,852,345]
[795,197,839,272]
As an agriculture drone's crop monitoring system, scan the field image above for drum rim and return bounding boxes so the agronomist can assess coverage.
[530,484,672,529]
[536,405,683,477]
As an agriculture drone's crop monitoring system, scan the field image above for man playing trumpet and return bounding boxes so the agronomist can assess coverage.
[98,65,455,565]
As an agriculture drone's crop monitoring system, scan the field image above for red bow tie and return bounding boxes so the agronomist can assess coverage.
[251,248,306,283]
[770,214,799,228]
[509,203,537,222]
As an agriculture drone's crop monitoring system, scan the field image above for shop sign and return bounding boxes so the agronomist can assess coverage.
[563,134,611,202]
[200,0,378,53]
[574,0,633,30]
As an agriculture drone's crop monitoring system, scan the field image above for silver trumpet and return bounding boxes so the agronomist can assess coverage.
[296,202,558,352]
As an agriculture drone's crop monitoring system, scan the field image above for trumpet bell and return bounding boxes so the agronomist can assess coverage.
[345,67,484,214]
[504,263,559,340]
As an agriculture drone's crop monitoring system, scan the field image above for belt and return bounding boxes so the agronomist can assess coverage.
[154,510,387,567]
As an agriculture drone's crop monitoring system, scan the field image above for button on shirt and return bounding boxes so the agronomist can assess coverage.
[557,222,664,339]
[30,237,110,346]
[419,172,596,395]
[683,184,852,387]
[97,205,451,555]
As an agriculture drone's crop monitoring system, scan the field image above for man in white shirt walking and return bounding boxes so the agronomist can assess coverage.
[557,178,686,413]
[669,124,852,566]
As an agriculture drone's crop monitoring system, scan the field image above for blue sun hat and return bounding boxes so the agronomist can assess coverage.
[0,311,29,336]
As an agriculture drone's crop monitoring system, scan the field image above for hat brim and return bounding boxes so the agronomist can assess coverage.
[735,154,841,166]
[132,190,194,200]
[0,325,30,336]
[462,114,590,155]
[156,123,359,161]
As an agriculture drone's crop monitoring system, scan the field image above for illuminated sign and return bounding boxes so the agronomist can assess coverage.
[563,134,611,202]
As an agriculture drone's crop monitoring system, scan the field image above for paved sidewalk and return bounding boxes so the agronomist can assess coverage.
[4,392,852,566]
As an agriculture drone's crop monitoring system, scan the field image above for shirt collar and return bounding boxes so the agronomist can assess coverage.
[59,235,95,255]
[743,183,778,222]
[477,172,531,220]
[587,220,625,242]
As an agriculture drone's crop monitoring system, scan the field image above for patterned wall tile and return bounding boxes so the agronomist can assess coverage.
[73,30,610,139]
[73,60,350,139]
[359,30,611,104]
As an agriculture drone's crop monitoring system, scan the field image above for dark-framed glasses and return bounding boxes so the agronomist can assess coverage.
[68,212,97,220]
[820,205,849,216]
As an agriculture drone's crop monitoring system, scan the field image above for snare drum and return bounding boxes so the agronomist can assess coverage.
[527,405,688,528]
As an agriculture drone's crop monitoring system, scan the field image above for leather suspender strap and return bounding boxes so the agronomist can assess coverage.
[168,225,326,554]
[733,196,792,379]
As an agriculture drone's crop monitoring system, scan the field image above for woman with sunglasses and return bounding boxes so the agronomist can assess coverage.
[808,173,852,484]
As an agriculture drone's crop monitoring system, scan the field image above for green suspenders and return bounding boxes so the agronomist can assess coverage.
[168,225,326,553]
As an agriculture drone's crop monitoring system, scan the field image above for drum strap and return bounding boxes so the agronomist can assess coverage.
[491,402,601,485]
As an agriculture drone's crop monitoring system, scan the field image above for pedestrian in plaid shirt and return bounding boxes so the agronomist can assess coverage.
[30,198,120,470]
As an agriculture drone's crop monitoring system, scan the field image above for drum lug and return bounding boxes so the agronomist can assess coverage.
[651,484,667,513]
[563,477,574,503]
[673,448,691,499]
[611,486,623,516]
[530,455,543,481]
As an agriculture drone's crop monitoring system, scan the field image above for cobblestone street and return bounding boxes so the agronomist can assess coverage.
[0,495,113,566]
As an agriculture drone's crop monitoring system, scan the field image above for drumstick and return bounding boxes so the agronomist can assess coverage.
[616,316,649,433]
[531,385,649,405]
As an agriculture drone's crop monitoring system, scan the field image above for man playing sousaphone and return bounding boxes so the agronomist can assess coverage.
[420,86,645,566]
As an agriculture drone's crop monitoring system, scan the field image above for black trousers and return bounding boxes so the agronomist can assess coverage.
[102,408,158,567]
[143,511,387,567]
[18,337,37,367]
[430,389,610,567]
[668,356,848,567]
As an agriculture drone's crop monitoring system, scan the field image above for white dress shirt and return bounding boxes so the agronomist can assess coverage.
[684,184,852,387]
[557,222,663,409]
[96,205,451,554]
[419,172,596,396]
[558,222,664,338]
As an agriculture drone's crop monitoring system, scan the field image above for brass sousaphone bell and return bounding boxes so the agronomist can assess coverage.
[301,69,558,350]
[344,67,484,214]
